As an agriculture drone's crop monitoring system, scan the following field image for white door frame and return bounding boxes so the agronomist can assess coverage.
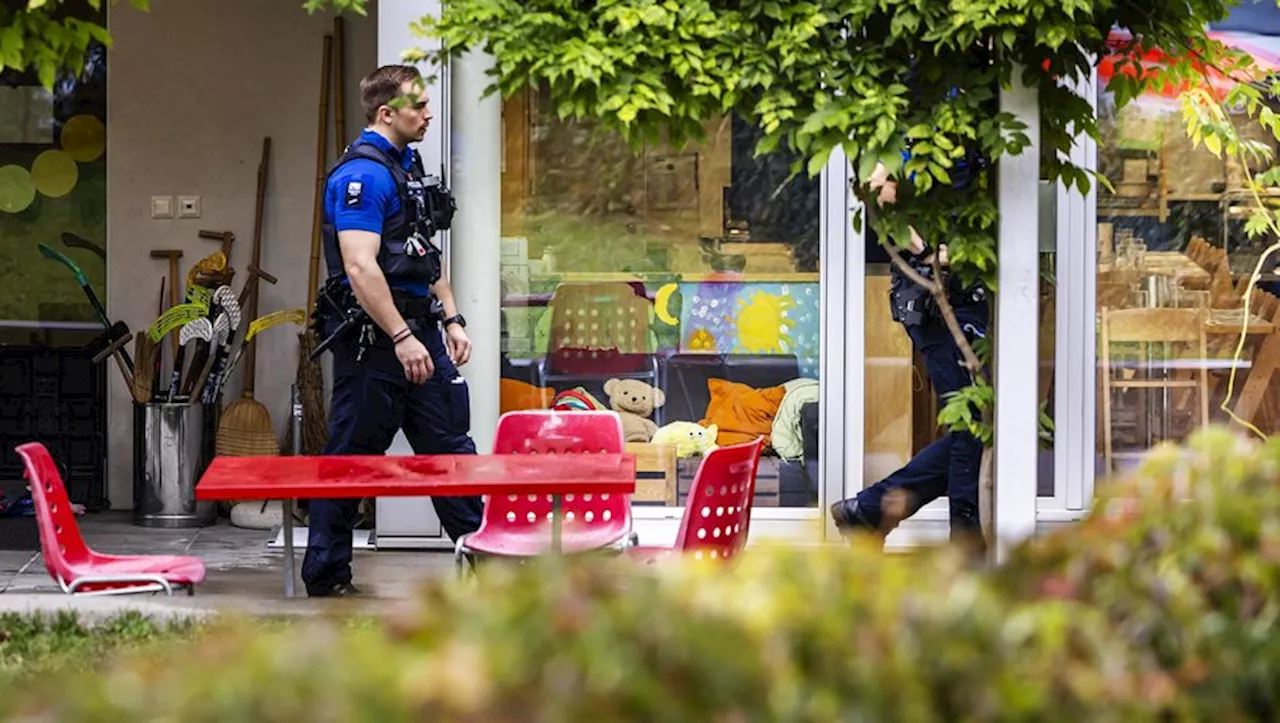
[1038,66,1100,524]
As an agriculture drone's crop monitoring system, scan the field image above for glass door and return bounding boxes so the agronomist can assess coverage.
[496,88,847,545]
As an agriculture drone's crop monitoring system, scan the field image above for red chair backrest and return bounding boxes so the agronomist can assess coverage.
[673,437,764,560]
[15,442,90,579]
[487,410,630,530]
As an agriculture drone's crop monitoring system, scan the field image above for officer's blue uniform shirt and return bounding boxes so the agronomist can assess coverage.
[325,129,430,297]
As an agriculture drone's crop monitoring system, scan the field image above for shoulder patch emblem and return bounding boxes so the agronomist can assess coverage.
[345,181,363,208]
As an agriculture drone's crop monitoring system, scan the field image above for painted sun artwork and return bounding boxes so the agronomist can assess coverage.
[678,281,820,377]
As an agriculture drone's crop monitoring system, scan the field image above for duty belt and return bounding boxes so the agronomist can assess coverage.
[309,287,444,361]
[391,293,438,320]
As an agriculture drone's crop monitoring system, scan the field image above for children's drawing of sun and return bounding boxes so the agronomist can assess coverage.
[734,290,795,353]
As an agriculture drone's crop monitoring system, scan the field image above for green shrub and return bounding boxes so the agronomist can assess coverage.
[6,426,1280,722]
[996,426,1280,720]
[0,550,1172,721]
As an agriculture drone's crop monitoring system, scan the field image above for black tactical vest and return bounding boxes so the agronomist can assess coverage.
[321,141,443,293]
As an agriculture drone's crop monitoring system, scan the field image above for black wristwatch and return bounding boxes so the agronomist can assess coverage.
[443,314,467,329]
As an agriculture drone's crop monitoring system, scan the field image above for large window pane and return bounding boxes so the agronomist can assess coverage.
[0,1,108,325]
[1095,24,1280,476]
[498,88,823,509]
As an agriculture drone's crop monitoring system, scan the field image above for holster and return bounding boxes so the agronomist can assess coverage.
[309,278,444,359]
[889,255,937,328]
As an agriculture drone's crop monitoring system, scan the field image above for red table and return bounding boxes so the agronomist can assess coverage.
[196,453,636,596]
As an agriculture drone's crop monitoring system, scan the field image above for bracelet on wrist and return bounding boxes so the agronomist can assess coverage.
[392,328,413,344]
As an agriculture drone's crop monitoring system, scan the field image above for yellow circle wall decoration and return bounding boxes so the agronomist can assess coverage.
[61,115,106,163]
[0,165,37,214]
[32,150,79,198]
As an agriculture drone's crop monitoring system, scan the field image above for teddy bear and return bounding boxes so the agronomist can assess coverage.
[651,421,719,458]
[603,378,665,442]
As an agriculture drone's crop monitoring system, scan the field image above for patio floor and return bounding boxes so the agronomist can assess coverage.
[0,512,457,618]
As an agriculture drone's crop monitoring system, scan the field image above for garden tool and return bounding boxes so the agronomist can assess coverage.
[190,312,231,405]
[60,231,106,260]
[198,229,235,259]
[218,308,308,387]
[216,136,281,459]
[334,17,346,156]
[37,242,134,372]
[199,286,241,404]
[168,317,213,403]
[185,249,228,302]
[88,321,135,390]
[151,248,184,353]
[132,331,157,405]
[287,32,337,458]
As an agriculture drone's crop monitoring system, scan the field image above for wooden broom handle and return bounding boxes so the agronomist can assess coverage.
[335,17,347,157]
[308,35,333,312]
[242,138,271,397]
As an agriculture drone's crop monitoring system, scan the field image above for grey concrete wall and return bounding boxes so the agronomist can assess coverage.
[106,0,379,508]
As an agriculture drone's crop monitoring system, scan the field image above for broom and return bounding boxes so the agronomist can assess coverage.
[215,137,278,460]
[285,32,334,459]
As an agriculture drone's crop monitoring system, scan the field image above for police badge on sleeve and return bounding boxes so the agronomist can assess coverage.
[345,181,363,208]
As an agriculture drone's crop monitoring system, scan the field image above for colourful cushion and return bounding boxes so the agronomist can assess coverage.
[700,378,786,447]
[500,378,556,415]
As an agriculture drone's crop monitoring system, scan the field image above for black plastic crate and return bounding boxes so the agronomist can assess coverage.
[0,345,108,511]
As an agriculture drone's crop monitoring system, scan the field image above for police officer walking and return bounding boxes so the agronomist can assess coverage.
[830,160,989,554]
[302,64,484,598]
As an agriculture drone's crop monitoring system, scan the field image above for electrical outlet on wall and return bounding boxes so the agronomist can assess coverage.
[178,195,201,219]
[150,196,174,219]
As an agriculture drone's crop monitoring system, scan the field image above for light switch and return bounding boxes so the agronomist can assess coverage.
[178,195,201,218]
[150,195,174,219]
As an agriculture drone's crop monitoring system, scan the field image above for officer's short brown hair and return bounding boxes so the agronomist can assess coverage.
[360,64,424,123]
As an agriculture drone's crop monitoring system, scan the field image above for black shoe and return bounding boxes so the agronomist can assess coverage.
[830,498,877,536]
[307,581,363,598]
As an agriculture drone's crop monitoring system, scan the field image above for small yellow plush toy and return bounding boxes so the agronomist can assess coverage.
[651,421,719,458]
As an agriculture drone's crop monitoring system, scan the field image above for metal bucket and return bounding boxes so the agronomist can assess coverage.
[134,403,217,528]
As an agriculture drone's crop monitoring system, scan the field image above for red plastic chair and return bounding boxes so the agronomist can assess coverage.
[454,410,637,575]
[626,437,764,564]
[15,442,206,596]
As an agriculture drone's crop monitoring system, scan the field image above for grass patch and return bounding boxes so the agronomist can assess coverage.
[0,611,378,687]
[0,611,202,684]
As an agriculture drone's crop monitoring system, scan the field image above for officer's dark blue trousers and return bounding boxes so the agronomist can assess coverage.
[302,320,484,594]
[855,304,989,541]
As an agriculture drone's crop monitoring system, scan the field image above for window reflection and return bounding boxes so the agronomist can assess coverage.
[0,2,108,325]
[498,88,823,509]
[1095,22,1280,475]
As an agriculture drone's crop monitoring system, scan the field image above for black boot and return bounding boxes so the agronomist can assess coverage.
[830,497,878,536]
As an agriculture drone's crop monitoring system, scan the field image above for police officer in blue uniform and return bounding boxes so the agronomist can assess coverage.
[302,64,484,598]
[830,151,990,553]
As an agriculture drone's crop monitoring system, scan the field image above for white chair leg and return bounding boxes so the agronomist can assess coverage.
[454,535,470,581]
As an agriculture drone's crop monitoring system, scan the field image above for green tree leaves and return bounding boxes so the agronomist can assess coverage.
[0,0,149,89]
[386,0,1240,442]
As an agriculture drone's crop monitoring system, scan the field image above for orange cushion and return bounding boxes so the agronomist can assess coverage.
[700,378,786,447]
[500,378,556,414]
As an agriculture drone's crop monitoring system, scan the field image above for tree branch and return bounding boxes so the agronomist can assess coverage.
[879,238,989,387]
[929,253,989,386]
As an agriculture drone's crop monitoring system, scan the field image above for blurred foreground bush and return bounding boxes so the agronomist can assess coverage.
[995,426,1280,720]
[6,426,1280,721]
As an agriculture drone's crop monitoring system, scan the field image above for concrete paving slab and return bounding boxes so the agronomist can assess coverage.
[0,551,36,573]
[0,511,460,618]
